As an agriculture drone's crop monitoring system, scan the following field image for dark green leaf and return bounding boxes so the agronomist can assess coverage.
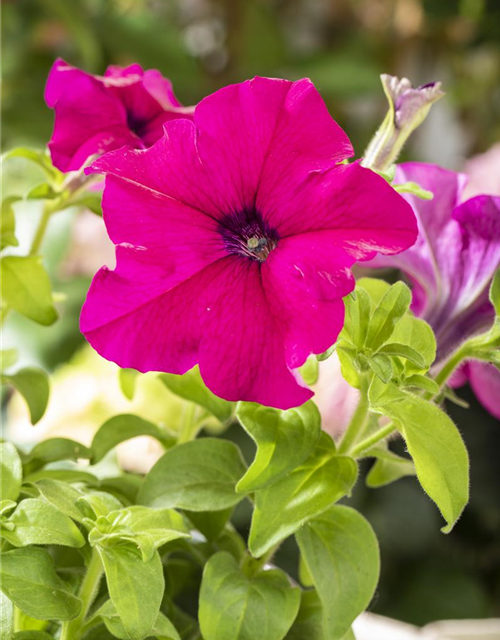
[1,498,85,548]
[95,599,181,640]
[185,508,232,541]
[0,442,22,502]
[91,415,173,463]
[13,633,53,639]
[0,547,82,621]
[1,256,57,326]
[2,368,49,425]
[365,282,411,350]
[284,590,324,640]
[98,544,164,640]
[236,401,321,493]
[159,367,233,423]
[296,506,380,640]
[249,433,358,557]
[199,551,300,640]
[139,439,246,512]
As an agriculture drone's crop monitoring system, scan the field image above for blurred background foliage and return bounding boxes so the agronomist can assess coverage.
[2,0,500,629]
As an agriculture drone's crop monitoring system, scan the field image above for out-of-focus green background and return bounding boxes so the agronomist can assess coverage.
[2,0,500,627]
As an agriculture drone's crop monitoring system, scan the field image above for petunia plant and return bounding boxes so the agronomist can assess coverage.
[0,64,497,640]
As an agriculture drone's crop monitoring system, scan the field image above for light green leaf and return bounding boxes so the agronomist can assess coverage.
[91,414,173,463]
[1,349,18,372]
[365,445,415,488]
[94,600,181,640]
[77,491,123,519]
[404,374,439,395]
[236,401,321,493]
[98,544,164,640]
[118,368,139,401]
[32,478,87,523]
[1,591,14,640]
[390,316,436,372]
[2,368,49,425]
[377,342,426,369]
[296,505,380,640]
[299,356,319,385]
[362,353,393,383]
[1,197,20,250]
[1,498,85,548]
[0,442,22,502]
[0,547,82,621]
[24,438,92,467]
[159,366,233,423]
[249,433,358,557]
[370,384,469,532]
[12,633,53,639]
[342,287,371,348]
[138,438,246,512]
[337,345,361,389]
[3,148,62,185]
[490,268,500,316]
[199,551,300,640]
[184,508,232,541]
[26,184,58,201]
[365,282,412,350]
[108,506,190,548]
[1,256,57,326]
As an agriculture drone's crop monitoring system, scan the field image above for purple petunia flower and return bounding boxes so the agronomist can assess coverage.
[368,162,500,418]
[45,59,194,172]
[80,77,417,409]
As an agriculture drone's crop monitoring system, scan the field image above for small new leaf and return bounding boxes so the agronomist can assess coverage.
[365,282,412,350]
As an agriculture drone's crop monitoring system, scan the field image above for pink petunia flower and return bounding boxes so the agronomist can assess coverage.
[45,58,194,172]
[80,77,417,409]
[367,162,500,419]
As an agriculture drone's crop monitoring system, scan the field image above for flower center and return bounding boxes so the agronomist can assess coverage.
[219,208,278,262]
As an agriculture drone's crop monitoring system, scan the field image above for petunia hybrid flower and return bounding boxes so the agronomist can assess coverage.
[45,58,194,172]
[368,162,500,418]
[80,77,417,409]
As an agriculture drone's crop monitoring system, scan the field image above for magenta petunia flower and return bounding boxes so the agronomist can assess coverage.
[80,77,417,409]
[45,58,194,172]
[368,162,500,418]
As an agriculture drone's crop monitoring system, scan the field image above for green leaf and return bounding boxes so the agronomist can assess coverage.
[0,547,82,621]
[362,352,393,383]
[365,446,415,488]
[199,551,300,640]
[284,590,324,640]
[32,478,87,523]
[95,600,181,640]
[98,544,164,640]
[184,508,232,541]
[139,438,246,512]
[91,414,173,463]
[0,256,57,326]
[159,366,233,423]
[370,384,469,532]
[26,184,58,201]
[249,433,358,557]
[377,342,426,369]
[337,344,361,389]
[24,438,92,469]
[77,491,123,519]
[236,401,321,493]
[12,633,53,639]
[118,368,139,401]
[2,368,49,425]
[0,442,22,502]
[390,316,436,373]
[108,506,190,548]
[1,498,85,548]
[1,197,20,250]
[342,287,371,348]
[69,193,103,216]
[490,268,500,316]
[1,349,18,372]
[316,345,336,362]
[23,469,98,485]
[299,356,319,385]
[365,282,411,350]
[404,374,439,395]
[3,148,62,185]
[1,591,14,640]
[296,505,380,640]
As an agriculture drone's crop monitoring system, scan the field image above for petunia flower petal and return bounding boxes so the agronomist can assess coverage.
[467,362,500,420]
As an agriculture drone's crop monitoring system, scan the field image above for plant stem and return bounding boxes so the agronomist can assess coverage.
[433,342,471,390]
[29,200,58,256]
[242,543,280,578]
[60,549,103,640]
[337,380,369,454]
[350,422,396,457]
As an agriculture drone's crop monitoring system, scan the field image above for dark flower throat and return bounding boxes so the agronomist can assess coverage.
[219,208,279,262]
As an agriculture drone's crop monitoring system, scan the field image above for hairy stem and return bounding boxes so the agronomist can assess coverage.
[350,421,396,457]
[60,549,103,640]
[433,343,472,390]
[337,380,369,454]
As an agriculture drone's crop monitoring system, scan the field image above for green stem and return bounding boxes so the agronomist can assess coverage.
[350,422,396,457]
[178,403,197,443]
[337,380,369,454]
[242,543,280,578]
[433,342,472,390]
[29,201,58,256]
[60,549,103,640]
